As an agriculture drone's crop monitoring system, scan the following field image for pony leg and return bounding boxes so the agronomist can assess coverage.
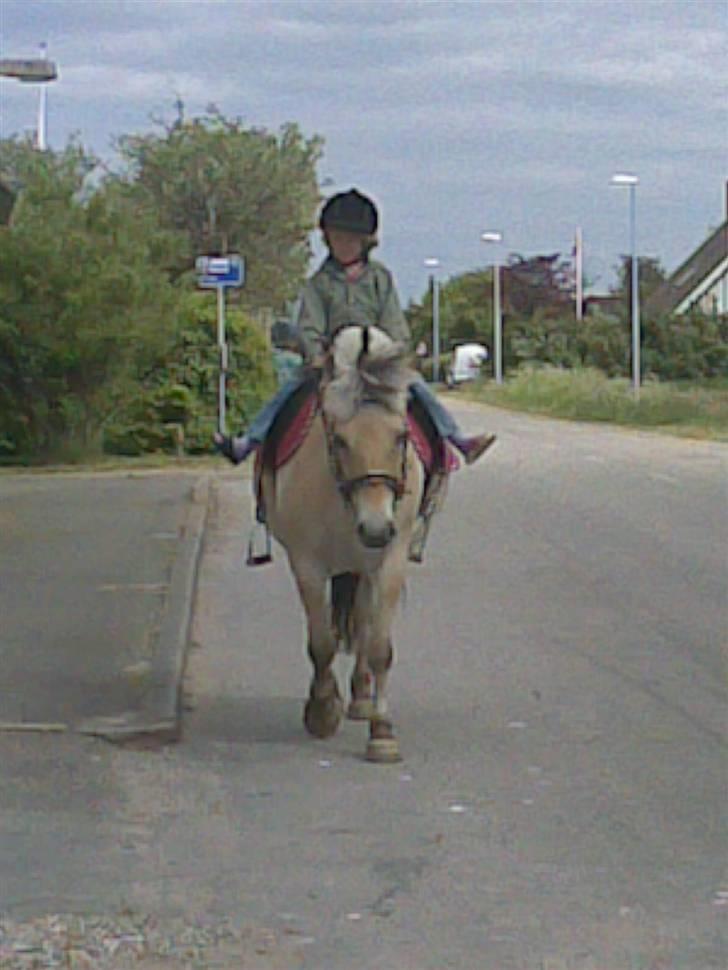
[293,567,343,739]
[347,653,374,721]
[366,638,400,763]
[361,563,406,763]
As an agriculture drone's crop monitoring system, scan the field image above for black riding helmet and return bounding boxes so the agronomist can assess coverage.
[319,188,378,235]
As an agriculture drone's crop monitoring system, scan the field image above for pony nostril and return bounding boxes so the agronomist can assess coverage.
[357,521,396,548]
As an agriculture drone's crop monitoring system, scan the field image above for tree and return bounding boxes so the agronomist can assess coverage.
[0,139,182,459]
[407,269,497,353]
[116,108,324,310]
[610,255,667,316]
[503,253,575,319]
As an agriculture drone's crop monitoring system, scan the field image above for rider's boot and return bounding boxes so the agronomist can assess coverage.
[452,432,497,465]
[213,432,256,465]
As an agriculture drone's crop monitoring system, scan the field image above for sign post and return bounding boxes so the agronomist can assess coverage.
[195,255,245,434]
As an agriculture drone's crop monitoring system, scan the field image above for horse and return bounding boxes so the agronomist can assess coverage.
[259,326,426,762]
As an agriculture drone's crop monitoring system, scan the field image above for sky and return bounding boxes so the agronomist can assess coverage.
[1,0,726,304]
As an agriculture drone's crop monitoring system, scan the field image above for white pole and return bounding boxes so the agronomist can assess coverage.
[36,42,48,149]
[217,285,227,433]
[629,184,640,395]
[493,262,503,384]
[424,258,441,383]
[481,231,503,383]
[37,84,47,149]
[432,274,441,383]
[610,174,640,396]
[575,226,583,321]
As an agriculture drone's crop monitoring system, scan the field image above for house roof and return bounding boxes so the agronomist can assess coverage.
[646,216,728,317]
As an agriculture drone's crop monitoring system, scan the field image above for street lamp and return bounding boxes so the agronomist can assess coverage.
[424,257,441,383]
[0,44,58,149]
[610,173,640,394]
[481,231,503,384]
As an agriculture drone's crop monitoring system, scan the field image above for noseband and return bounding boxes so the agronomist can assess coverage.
[321,403,408,506]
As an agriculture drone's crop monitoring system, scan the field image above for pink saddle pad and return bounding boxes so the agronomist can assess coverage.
[254,393,459,479]
[407,414,460,474]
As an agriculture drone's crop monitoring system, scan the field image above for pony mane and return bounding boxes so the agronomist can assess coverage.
[324,326,413,424]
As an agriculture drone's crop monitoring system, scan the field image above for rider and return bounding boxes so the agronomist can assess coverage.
[215,188,495,465]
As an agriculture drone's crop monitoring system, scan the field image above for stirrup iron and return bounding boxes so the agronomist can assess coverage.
[246,522,273,566]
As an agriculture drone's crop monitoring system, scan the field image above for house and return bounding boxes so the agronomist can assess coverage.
[645,182,728,318]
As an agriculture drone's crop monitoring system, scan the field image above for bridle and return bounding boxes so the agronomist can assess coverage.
[321,401,408,507]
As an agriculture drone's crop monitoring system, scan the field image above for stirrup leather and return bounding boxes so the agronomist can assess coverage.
[408,515,432,564]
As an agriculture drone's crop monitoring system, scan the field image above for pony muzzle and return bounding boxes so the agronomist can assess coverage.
[357,517,397,548]
[349,479,399,548]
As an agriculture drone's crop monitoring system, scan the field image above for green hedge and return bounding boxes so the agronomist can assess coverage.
[505,310,727,381]
[103,294,275,456]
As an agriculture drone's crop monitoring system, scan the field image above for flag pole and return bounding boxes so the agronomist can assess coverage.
[575,226,583,321]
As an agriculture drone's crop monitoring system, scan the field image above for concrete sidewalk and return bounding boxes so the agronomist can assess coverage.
[0,470,209,740]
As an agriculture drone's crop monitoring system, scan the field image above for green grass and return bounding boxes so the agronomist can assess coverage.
[0,452,225,475]
[459,367,728,440]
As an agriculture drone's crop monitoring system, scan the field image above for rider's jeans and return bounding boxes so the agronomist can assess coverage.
[244,374,461,444]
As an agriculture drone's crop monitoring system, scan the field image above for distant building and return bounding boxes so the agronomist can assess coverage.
[583,294,623,320]
[645,182,728,318]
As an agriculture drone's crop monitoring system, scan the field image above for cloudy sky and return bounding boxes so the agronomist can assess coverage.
[1,0,726,303]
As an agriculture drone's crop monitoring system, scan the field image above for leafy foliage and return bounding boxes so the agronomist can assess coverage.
[407,252,725,383]
[115,108,323,309]
[102,293,275,455]
[0,140,182,460]
[1,105,323,463]
[610,254,668,308]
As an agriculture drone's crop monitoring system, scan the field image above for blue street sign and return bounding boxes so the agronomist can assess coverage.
[196,254,245,288]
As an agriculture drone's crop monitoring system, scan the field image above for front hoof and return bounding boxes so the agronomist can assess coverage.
[304,693,343,739]
[365,717,402,763]
[347,697,375,720]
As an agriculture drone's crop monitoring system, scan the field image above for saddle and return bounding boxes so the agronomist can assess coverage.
[248,375,457,565]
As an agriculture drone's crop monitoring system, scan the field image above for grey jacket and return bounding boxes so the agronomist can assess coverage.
[296,256,410,359]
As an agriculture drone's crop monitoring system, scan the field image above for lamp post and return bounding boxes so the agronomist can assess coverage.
[481,231,503,384]
[610,173,640,395]
[0,44,58,149]
[424,257,441,383]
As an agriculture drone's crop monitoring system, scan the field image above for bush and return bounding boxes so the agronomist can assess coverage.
[642,312,728,381]
[503,309,726,383]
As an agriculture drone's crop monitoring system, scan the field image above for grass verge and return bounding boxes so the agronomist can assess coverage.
[460,367,728,441]
[0,452,229,476]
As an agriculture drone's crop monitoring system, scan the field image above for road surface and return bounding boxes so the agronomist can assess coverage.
[1,404,725,968]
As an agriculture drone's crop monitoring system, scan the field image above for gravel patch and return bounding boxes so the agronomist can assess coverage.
[0,914,302,969]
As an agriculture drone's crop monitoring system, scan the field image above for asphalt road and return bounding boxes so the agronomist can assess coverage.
[0,471,204,730]
[0,405,726,969]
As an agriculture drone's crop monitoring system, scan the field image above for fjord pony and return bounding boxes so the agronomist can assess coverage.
[260,326,424,762]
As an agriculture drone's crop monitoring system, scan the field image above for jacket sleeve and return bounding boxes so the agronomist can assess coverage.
[295,279,328,361]
[378,270,411,348]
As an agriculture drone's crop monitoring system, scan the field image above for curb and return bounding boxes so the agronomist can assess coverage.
[78,475,212,743]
